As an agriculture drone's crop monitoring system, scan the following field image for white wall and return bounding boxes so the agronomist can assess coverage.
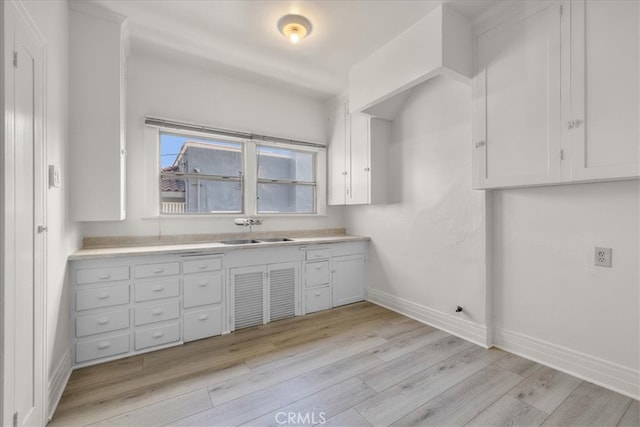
[21,0,82,414]
[344,76,490,344]
[492,181,639,396]
[82,50,344,238]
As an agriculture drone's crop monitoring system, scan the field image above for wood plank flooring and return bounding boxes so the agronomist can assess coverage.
[49,302,638,427]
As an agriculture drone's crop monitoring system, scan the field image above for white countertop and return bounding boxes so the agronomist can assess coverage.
[69,235,370,261]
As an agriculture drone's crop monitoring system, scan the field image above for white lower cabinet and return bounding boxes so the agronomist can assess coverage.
[230,262,298,331]
[332,254,366,307]
[70,240,367,367]
[181,254,224,343]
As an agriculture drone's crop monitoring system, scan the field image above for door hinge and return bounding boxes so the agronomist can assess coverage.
[559,4,563,16]
[560,149,564,160]
[13,412,18,427]
[13,51,18,68]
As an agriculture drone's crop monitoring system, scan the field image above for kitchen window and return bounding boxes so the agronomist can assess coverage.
[146,118,326,216]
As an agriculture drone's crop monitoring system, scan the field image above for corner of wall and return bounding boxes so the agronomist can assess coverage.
[367,288,490,348]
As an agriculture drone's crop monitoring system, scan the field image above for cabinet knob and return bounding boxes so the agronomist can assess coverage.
[198,314,209,321]
[198,264,208,269]
[152,308,165,316]
[568,119,582,129]
[98,274,111,280]
[364,167,370,172]
[152,286,164,292]
[97,342,111,350]
[97,293,110,300]
[152,332,164,339]
[198,281,208,287]
[96,317,110,325]
[342,171,348,176]
[153,268,165,274]
[474,141,486,148]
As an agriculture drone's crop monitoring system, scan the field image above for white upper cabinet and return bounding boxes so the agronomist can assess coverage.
[565,0,640,181]
[473,1,563,189]
[473,0,640,189]
[328,100,390,205]
[70,4,127,221]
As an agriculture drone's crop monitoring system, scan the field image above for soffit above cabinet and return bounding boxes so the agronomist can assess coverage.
[348,4,473,120]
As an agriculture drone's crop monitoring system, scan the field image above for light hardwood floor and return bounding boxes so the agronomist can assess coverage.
[50,302,639,426]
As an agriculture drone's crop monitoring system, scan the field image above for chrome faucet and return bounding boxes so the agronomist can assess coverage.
[234,217,263,232]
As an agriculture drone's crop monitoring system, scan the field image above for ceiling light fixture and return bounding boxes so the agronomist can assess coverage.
[277,14,312,44]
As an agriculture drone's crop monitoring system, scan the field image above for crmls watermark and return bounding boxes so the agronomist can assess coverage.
[274,411,327,425]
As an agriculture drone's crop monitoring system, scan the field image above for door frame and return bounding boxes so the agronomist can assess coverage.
[1,0,48,425]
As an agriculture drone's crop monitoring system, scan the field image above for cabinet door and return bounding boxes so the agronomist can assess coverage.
[567,0,640,181]
[328,102,348,205]
[474,2,563,189]
[332,254,366,307]
[349,113,371,205]
[267,262,298,321]
[230,266,265,330]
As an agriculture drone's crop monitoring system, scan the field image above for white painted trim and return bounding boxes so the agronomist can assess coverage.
[494,327,640,400]
[47,350,71,422]
[367,288,489,348]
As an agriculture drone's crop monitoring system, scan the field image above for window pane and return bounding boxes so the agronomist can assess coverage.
[160,132,242,177]
[257,183,314,213]
[257,146,314,182]
[160,177,242,214]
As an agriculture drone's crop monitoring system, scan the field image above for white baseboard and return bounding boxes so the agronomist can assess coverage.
[48,350,72,421]
[366,288,489,347]
[494,327,640,400]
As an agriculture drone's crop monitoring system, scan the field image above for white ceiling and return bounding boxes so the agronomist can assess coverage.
[88,0,498,99]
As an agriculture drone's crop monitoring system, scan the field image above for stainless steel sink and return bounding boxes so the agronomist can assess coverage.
[256,238,294,242]
[220,239,261,245]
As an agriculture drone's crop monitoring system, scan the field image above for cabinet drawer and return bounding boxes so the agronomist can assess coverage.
[305,286,331,314]
[76,285,129,311]
[183,306,222,342]
[306,261,330,287]
[183,257,222,274]
[76,333,130,363]
[135,278,180,302]
[183,275,222,308]
[306,248,330,261]
[135,262,180,279]
[76,265,129,285]
[135,300,180,326]
[76,308,130,338]
[135,322,180,350]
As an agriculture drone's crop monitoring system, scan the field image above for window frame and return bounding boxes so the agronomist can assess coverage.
[144,125,327,218]
[159,131,245,215]
[256,143,318,214]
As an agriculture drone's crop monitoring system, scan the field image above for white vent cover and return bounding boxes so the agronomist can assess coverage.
[234,271,264,330]
[269,267,296,322]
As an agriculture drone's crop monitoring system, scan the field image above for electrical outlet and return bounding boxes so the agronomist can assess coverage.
[594,247,612,268]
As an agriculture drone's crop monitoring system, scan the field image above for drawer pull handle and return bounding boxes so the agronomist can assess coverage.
[198,281,208,287]
[152,286,164,292]
[315,292,321,296]
[98,274,111,280]
[97,293,110,300]
[315,266,322,271]
[96,317,110,325]
[198,264,208,269]
[152,332,164,339]
[97,342,111,350]
[152,308,165,316]
[198,314,209,321]
[153,268,165,274]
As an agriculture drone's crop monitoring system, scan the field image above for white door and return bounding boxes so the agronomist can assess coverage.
[348,113,370,205]
[332,254,366,307]
[328,101,347,205]
[474,1,563,189]
[230,265,265,331]
[3,2,46,426]
[566,0,640,181]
